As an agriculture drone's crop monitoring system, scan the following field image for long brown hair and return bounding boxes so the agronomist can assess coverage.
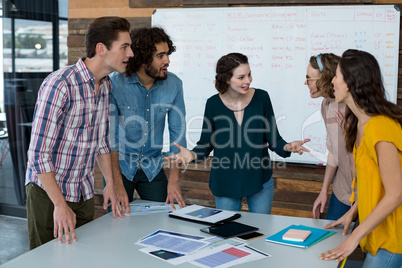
[309,53,340,98]
[339,49,402,152]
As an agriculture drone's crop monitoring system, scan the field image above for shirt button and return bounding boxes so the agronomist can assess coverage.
[147,109,149,112]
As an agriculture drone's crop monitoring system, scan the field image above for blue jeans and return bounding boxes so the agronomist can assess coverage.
[214,178,274,214]
[363,249,402,268]
[326,192,351,220]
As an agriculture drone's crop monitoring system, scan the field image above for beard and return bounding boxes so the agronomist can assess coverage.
[145,64,168,81]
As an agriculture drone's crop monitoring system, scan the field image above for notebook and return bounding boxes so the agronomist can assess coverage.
[282,229,311,242]
[265,225,334,248]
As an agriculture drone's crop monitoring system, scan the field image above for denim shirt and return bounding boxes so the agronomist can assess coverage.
[110,71,186,181]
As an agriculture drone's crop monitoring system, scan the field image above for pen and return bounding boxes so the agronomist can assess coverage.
[244,245,269,257]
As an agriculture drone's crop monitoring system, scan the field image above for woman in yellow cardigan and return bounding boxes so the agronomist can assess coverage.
[319,49,402,267]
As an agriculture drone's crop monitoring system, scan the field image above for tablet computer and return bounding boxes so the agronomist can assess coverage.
[200,222,258,238]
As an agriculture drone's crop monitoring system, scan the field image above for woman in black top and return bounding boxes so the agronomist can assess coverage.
[167,53,309,213]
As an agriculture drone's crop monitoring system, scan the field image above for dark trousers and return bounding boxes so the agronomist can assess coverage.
[325,192,351,220]
[122,168,168,203]
[26,183,94,250]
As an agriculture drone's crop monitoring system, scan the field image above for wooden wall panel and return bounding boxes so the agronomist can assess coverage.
[182,0,372,6]
[129,0,182,8]
[69,8,156,19]
[373,0,402,3]
[69,0,128,9]
[68,17,151,33]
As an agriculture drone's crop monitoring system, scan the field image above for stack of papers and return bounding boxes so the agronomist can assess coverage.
[265,225,336,248]
[136,229,271,267]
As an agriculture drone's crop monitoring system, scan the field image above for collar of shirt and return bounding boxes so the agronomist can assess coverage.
[77,57,111,90]
[125,73,162,94]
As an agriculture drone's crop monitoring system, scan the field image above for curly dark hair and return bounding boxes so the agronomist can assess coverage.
[85,16,130,59]
[339,49,402,152]
[309,53,340,98]
[125,27,176,77]
[215,53,249,94]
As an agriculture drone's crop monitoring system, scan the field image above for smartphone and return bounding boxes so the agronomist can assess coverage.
[149,250,184,260]
[236,231,264,241]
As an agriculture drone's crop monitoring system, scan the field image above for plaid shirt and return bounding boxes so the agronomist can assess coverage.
[25,58,112,202]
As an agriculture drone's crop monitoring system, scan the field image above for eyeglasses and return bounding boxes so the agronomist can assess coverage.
[305,75,320,83]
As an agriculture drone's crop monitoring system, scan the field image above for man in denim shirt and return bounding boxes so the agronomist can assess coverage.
[110,27,187,213]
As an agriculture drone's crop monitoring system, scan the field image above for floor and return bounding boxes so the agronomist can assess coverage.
[1,136,29,265]
[0,142,18,205]
[0,215,29,265]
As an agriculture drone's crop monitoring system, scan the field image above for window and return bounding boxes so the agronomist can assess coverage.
[0,0,68,212]
[3,19,53,72]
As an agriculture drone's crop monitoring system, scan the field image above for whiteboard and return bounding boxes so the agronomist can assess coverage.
[152,5,400,165]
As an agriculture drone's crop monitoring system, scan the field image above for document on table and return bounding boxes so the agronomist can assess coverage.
[136,233,210,254]
[189,244,270,268]
[137,229,269,267]
[169,204,240,224]
[140,240,265,266]
[139,229,206,242]
[126,202,172,216]
[203,236,246,248]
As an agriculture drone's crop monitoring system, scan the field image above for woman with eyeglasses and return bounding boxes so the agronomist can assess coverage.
[305,53,354,221]
[166,52,310,214]
[319,49,402,267]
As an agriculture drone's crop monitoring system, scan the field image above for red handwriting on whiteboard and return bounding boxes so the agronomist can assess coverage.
[240,36,255,42]
[245,12,270,19]
[311,11,326,17]
[227,12,244,20]
[386,9,395,21]
[374,41,381,50]
[356,11,373,18]
[227,25,247,32]
[311,33,325,38]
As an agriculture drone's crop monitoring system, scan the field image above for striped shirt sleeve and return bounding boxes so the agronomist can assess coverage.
[28,76,69,174]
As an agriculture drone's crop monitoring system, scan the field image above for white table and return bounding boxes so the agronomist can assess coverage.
[2,205,349,267]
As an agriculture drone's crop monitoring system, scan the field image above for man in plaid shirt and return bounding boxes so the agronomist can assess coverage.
[25,16,134,249]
